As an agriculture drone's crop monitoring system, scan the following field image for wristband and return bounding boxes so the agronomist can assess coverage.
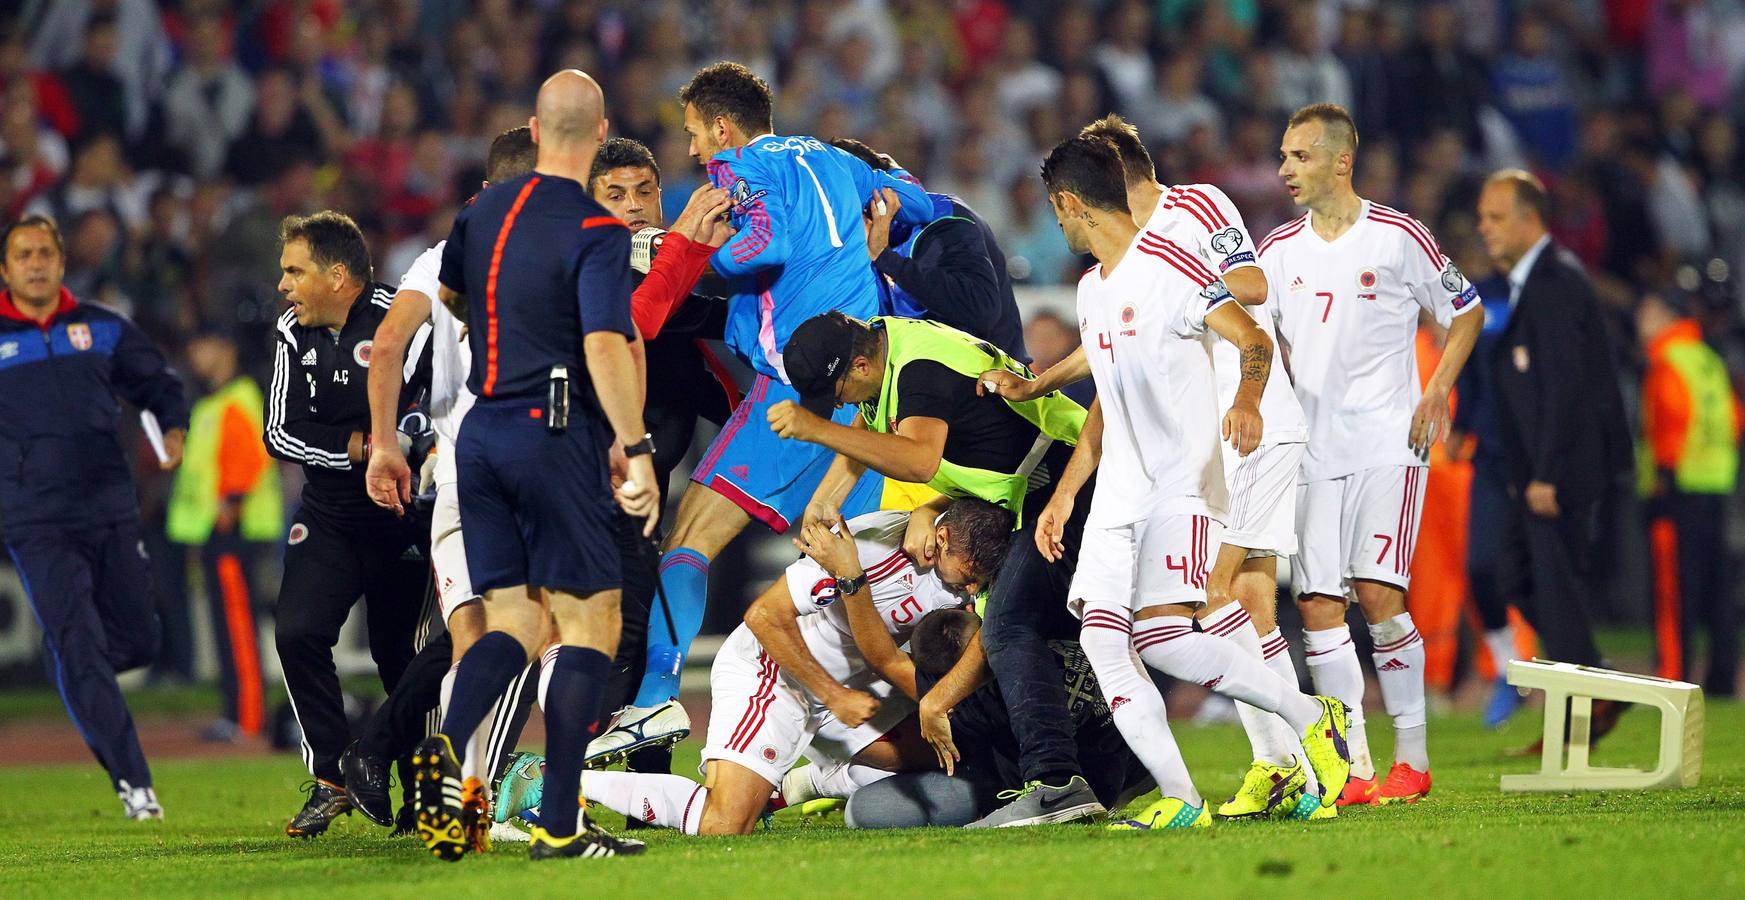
[623,433,656,458]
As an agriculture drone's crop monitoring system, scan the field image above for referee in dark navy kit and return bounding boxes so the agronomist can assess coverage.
[265,211,434,838]
[411,69,656,863]
[0,214,187,821]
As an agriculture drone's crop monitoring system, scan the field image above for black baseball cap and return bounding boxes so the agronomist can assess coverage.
[785,311,860,417]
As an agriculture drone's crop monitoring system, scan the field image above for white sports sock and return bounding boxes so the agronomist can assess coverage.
[1252,628,1317,794]
[537,643,559,710]
[1303,624,1373,780]
[439,665,457,724]
[579,770,707,834]
[1258,628,1298,688]
[1133,615,1321,734]
[808,762,893,800]
[1484,625,1517,677]
[1079,608,1200,805]
[1200,605,1297,766]
[1370,613,1429,770]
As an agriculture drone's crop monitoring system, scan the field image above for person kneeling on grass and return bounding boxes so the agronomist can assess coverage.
[495,499,1013,834]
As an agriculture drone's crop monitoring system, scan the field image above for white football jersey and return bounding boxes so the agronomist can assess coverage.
[1143,185,1305,446]
[1261,200,1481,481]
[777,510,965,689]
[397,241,475,486]
[1077,229,1233,528]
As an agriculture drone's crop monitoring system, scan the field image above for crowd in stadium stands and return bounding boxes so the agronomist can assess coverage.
[5,0,1745,695]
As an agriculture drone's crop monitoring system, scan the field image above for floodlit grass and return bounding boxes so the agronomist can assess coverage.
[2,699,1741,898]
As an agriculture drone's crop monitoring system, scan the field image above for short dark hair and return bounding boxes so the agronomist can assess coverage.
[485,126,536,184]
[829,138,893,171]
[279,211,372,284]
[1,214,64,258]
[1486,168,1549,223]
[1078,114,1156,185]
[589,137,661,185]
[679,62,774,137]
[1287,102,1360,153]
[910,608,983,679]
[1040,136,1131,213]
[938,497,1016,581]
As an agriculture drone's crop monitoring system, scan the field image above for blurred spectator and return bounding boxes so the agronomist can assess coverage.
[1638,291,1740,695]
[163,13,255,180]
[1002,175,1075,287]
[25,133,146,233]
[1270,4,1351,112]
[1389,3,1487,154]
[1023,310,1092,406]
[1094,1,1153,113]
[62,207,132,315]
[1139,53,1220,147]
[1492,13,1579,170]
[55,14,129,143]
[991,18,1061,119]
[1646,0,1731,110]
[223,68,326,187]
[30,0,173,138]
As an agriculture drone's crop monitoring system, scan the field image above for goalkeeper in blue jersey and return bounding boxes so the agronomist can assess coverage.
[588,62,939,764]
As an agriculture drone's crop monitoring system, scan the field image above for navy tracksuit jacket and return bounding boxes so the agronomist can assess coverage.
[0,287,188,791]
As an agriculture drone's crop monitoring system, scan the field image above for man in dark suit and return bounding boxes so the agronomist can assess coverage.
[1475,169,1632,691]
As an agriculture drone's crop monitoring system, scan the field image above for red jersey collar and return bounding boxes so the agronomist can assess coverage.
[0,286,78,328]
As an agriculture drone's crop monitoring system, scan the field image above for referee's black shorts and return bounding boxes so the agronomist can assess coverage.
[456,401,621,595]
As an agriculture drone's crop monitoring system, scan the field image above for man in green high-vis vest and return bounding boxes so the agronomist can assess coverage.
[166,330,282,741]
[770,310,1112,825]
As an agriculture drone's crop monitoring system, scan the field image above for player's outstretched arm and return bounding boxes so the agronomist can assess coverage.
[1037,399,1102,562]
[794,518,919,701]
[801,446,870,531]
[979,346,1090,403]
[917,633,987,775]
[1206,301,1271,456]
[745,576,882,727]
[364,288,431,515]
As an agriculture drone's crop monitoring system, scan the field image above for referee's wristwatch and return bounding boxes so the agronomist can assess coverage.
[833,570,868,598]
[623,434,656,458]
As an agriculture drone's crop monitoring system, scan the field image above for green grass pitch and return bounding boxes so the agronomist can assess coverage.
[2,702,1743,898]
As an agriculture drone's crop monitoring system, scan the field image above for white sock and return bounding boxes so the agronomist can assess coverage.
[1133,615,1321,734]
[1200,605,1298,765]
[1484,625,1517,677]
[1370,613,1429,770]
[1303,624,1373,780]
[809,762,893,800]
[537,643,559,710]
[579,770,707,834]
[440,665,457,724]
[1080,608,1200,805]
[1258,628,1298,688]
[1251,628,1317,794]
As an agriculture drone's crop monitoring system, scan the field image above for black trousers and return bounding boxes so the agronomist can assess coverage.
[1466,462,1514,632]
[274,504,428,783]
[6,519,160,790]
[978,464,1095,787]
[1651,491,1738,695]
[1495,488,1604,668]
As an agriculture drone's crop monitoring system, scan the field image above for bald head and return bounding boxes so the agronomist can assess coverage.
[533,69,607,149]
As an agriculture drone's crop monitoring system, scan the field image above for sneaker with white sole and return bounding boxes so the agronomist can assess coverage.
[490,820,532,843]
[965,776,1104,828]
[584,700,690,768]
[118,780,162,821]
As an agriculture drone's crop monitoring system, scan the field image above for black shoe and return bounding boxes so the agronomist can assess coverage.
[286,780,351,838]
[411,735,469,862]
[341,741,395,827]
[528,821,648,860]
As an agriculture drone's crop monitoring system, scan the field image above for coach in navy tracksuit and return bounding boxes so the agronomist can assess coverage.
[0,215,188,820]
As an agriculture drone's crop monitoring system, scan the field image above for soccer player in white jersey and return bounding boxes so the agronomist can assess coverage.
[508,500,1012,836]
[1262,104,1483,806]
[361,128,541,846]
[1076,115,1318,818]
[1029,136,1350,829]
